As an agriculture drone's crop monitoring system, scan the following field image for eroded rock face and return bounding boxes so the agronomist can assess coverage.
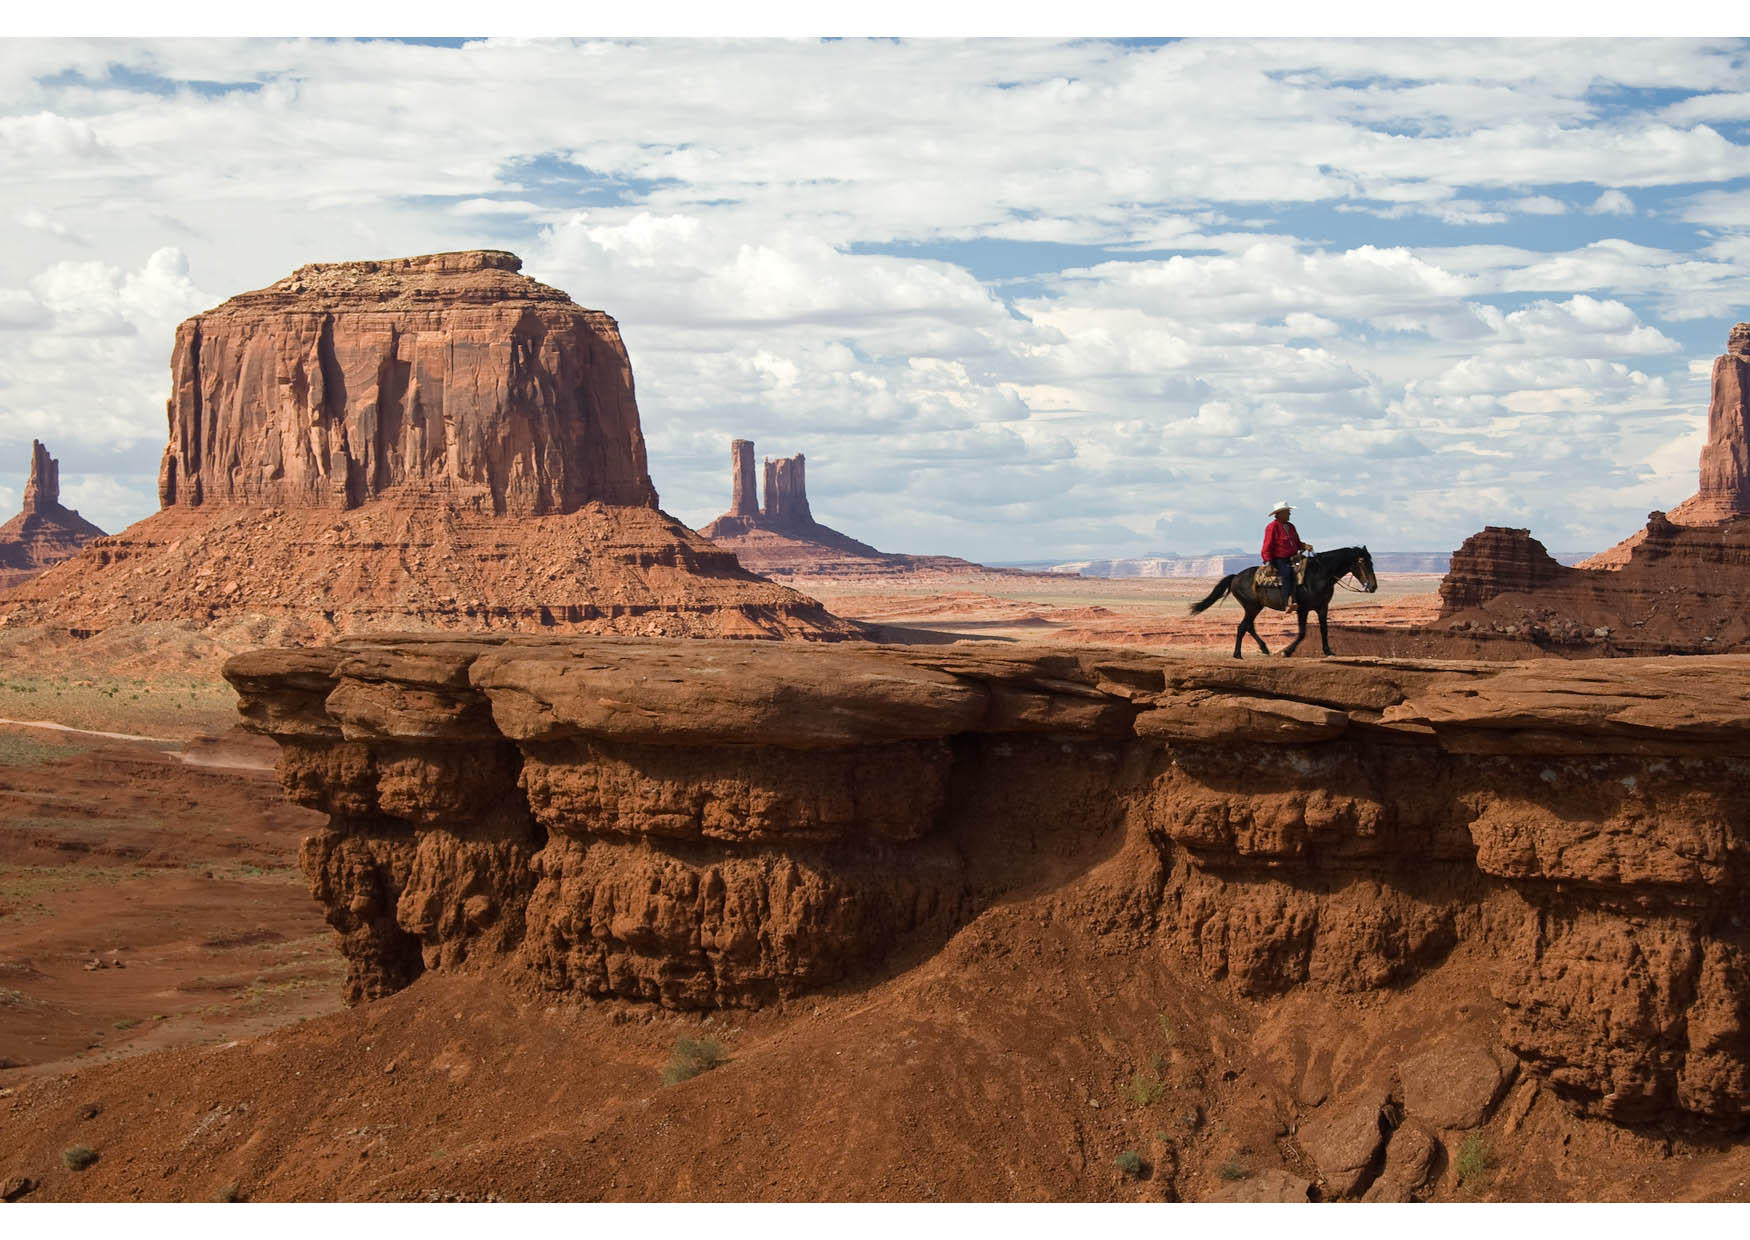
[1438,527,1572,614]
[0,440,105,591]
[228,638,1750,1125]
[158,251,656,516]
[1672,321,1750,525]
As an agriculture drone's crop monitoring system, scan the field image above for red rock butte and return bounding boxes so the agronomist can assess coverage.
[0,252,854,642]
[1580,321,1750,569]
[0,440,105,591]
[157,250,655,516]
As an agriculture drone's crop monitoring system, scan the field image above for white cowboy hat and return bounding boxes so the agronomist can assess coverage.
[1268,500,1293,515]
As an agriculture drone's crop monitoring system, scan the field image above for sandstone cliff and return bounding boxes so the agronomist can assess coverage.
[1673,320,1750,525]
[230,635,1750,1134]
[0,255,854,642]
[157,251,655,516]
[1433,321,1750,654]
[1432,514,1750,654]
[0,441,105,591]
[1584,322,1750,569]
[1438,527,1574,613]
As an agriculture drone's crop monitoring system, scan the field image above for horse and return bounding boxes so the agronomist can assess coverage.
[1187,546,1378,659]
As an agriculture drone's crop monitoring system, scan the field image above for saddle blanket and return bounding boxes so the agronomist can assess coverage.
[1255,554,1306,588]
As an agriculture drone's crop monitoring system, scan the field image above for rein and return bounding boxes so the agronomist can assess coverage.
[1307,547,1373,593]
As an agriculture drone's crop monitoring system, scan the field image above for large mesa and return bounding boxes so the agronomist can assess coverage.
[157,250,656,516]
[0,253,854,643]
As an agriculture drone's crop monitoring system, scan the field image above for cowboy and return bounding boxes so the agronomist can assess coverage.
[1260,501,1312,609]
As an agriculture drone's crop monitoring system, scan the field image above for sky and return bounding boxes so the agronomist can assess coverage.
[3,36,1750,560]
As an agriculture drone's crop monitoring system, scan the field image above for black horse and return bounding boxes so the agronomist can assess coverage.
[1188,546,1378,659]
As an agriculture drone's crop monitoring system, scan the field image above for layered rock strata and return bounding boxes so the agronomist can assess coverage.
[232,636,1750,1125]
[1438,527,1574,612]
[1436,514,1750,654]
[1582,323,1750,569]
[158,250,655,515]
[0,441,105,590]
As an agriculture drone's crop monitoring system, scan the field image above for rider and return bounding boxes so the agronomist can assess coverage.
[1261,501,1312,609]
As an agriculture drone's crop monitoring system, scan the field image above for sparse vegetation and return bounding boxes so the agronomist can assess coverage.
[1157,1013,1174,1044]
[216,1182,245,1202]
[1126,1069,1165,1107]
[62,1145,98,1171]
[1456,1131,1493,1184]
[1115,1150,1145,1179]
[112,1017,139,1030]
[660,1034,729,1086]
[1217,1158,1248,1182]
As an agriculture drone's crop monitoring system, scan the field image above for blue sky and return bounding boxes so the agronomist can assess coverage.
[3,37,1750,559]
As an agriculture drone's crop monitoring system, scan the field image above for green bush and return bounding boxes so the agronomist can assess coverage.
[1126,1070,1165,1107]
[1456,1131,1492,1184]
[63,1145,98,1171]
[1218,1159,1248,1182]
[660,1035,728,1086]
[1115,1150,1145,1179]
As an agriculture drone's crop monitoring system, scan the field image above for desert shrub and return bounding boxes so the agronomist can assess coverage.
[660,1035,728,1086]
[1456,1131,1492,1184]
[1115,1150,1144,1179]
[1126,1070,1165,1107]
[216,1182,245,1202]
[1217,1158,1248,1182]
[63,1145,98,1170]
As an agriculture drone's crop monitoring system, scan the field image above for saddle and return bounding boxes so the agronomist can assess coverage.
[1255,554,1308,609]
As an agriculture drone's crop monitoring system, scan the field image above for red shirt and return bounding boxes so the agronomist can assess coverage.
[1261,519,1306,561]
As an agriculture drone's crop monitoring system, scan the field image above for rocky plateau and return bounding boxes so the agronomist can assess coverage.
[219,635,1750,1158]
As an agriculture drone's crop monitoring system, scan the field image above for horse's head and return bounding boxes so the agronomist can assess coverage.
[1352,545,1378,593]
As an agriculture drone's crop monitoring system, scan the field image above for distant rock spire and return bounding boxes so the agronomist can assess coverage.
[762,453,812,529]
[1681,321,1750,523]
[729,439,759,517]
[21,440,58,515]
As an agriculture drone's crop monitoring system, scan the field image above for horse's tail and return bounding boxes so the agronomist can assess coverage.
[1188,574,1236,615]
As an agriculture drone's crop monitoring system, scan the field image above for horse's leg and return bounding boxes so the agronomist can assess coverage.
[1319,604,1333,656]
[1283,602,1308,656]
[1232,615,1245,660]
[1246,603,1270,655]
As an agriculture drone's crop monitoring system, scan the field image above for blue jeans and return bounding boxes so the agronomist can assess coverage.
[1268,557,1297,603]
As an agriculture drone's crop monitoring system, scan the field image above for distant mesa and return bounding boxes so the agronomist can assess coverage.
[0,440,105,591]
[0,252,854,642]
[699,438,1014,579]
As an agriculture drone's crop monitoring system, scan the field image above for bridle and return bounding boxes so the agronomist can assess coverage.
[1329,550,1377,593]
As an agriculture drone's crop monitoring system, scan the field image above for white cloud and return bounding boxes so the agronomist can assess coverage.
[2,37,1748,557]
